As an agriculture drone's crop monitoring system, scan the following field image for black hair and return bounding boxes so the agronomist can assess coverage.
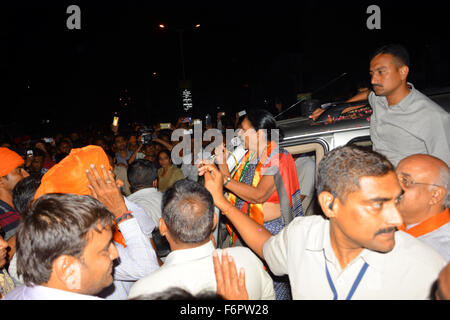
[92,136,107,145]
[16,193,114,286]
[239,109,282,141]
[370,43,410,67]
[127,159,158,193]
[57,139,71,148]
[162,179,214,243]
[130,287,222,300]
[54,153,68,164]
[158,131,171,140]
[157,149,172,162]
[113,134,128,144]
[30,148,46,158]
[104,149,116,160]
[12,176,42,216]
[316,145,394,203]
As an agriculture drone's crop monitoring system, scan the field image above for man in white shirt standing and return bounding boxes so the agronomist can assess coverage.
[128,179,275,300]
[127,159,162,227]
[199,145,447,299]
[3,193,118,300]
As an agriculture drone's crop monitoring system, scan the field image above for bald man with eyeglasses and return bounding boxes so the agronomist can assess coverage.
[396,154,450,261]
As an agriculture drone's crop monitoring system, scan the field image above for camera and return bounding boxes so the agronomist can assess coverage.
[137,125,154,144]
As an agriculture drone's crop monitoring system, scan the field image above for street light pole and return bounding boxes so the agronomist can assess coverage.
[159,23,199,114]
[176,29,186,80]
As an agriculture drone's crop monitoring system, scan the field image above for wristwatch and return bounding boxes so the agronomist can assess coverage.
[223,175,231,187]
[115,211,134,225]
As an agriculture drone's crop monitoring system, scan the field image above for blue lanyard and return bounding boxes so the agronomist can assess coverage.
[322,249,369,300]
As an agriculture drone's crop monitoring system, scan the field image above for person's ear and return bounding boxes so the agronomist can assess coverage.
[159,218,168,236]
[212,213,218,231]
[399,65,409,80]
[0,176,7,189]
[153,178,158,188]
[54,255,82,291]
[429,186,445,206]
[318,191,338,219]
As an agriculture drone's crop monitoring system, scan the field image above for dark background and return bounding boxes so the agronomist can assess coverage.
[0,0,449,136]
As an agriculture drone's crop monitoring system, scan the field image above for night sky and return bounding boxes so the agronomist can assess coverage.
[0,0,449,135]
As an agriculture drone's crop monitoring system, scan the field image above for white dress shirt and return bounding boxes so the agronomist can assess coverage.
[128,241,275,300]
[3,284,103,300]
[410,222,450,261]
[263,215,447,300]
[127,188,163,228]
[97,197,159,300]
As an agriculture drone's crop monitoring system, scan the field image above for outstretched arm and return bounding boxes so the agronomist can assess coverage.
[199,163,272,258]
[309,88,371,121]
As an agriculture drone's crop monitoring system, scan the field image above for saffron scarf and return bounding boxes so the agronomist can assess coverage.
[226,141,302,246]
[398,208,450,238]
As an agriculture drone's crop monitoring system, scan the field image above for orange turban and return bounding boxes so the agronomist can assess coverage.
[0,147,24,177]
[33,145,127,247]
[34,145,112,199]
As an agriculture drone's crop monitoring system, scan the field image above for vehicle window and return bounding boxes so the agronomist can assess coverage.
[285,142,326,216]
[346,135,372,149]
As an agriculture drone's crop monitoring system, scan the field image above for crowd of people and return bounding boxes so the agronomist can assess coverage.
[0,43,449,301]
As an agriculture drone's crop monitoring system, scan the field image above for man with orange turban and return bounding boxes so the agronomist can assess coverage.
[0,147,30,263]
[33,145,159,299]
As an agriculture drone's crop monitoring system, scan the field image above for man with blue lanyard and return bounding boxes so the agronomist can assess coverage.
[199,145,447,299]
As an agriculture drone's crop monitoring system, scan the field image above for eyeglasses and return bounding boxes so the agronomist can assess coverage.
[399,176,443,189]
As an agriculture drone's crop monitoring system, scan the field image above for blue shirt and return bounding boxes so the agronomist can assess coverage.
[115,150,133,166]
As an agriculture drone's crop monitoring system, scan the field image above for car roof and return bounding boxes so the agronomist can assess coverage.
[277,91,450,142]
[277,114,370,142]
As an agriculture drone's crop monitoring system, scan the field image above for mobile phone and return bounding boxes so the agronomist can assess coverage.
[43,137,54,143]
[205,114,211,127]
[160,123,171,129]
[27,150,33,157]
[113,116,119,127]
